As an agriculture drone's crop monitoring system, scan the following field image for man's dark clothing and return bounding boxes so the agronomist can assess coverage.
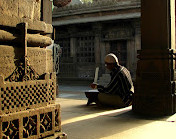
[97,65,133,106]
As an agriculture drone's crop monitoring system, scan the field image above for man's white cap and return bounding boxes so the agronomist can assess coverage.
[104,53,119,64]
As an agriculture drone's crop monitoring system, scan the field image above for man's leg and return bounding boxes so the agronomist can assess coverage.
[98,93,126,108]
[85,91,99,106]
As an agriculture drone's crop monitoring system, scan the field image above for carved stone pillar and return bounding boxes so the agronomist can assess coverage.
[70,37,76,61]
[132,21,141,79]
[93,23,102,67]
[0,0,67,138]
[41,0,53,38]
[69,27,77,63]
[133,0,176,116]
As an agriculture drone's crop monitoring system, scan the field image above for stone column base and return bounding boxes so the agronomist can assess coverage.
[133,94,176,116]
[0,104,63,139]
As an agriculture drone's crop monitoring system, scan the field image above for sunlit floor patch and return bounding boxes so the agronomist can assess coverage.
[166,113,176,122]
[62,106,132,125]
[100,121,176,139]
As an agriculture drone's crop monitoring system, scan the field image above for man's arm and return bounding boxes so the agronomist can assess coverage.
[97,72,121,94]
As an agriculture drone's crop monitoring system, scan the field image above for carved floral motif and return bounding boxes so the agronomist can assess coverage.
[5,57,39,82]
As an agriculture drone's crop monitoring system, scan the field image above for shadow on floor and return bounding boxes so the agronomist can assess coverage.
[57,97,175,139]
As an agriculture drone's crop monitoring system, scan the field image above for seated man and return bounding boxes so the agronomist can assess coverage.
[86,53,134,108]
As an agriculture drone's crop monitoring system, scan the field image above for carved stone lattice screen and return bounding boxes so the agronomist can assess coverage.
[76,36,95,63]
[0,75,56,114]
[59,38,71,59]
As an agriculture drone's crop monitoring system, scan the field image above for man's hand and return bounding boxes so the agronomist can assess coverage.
[90,83,97,89]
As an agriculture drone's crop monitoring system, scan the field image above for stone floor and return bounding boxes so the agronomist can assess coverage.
[56,84,176,139]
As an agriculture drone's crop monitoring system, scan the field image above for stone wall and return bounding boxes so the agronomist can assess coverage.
[53,0,140,81]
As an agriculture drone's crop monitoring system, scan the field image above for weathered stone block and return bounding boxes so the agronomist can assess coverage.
[46,49,54,73]
[33,0,41,20]
[0,0,41,20]
[0,45,16,78]
[18,0,35,19]
[0,0,19,17]
[0,14,53,33]
[28,47,47,75]
[0,46,53,78]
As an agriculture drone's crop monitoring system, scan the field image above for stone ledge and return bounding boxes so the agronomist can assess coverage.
[0,14,53,34]
[53,13,140,26]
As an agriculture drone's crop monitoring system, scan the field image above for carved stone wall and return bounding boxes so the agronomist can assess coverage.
[54,20,140,81]
[0,46,53,78]
[53,0,141,81]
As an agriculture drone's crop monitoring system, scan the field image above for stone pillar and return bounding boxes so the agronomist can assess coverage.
[93,23,102,67]
[0,0,67,138]
[69,27,77,63]
[41,0,52,24]
[70,37,76,60]
[100,42,106,64]
[133,0,176,116]
[133,21,141,79]
[126,38,135,72]
[41,0,53,38]
[104,42,111,73]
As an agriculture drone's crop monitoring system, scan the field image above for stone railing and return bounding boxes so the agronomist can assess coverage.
[53,0,141,17]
